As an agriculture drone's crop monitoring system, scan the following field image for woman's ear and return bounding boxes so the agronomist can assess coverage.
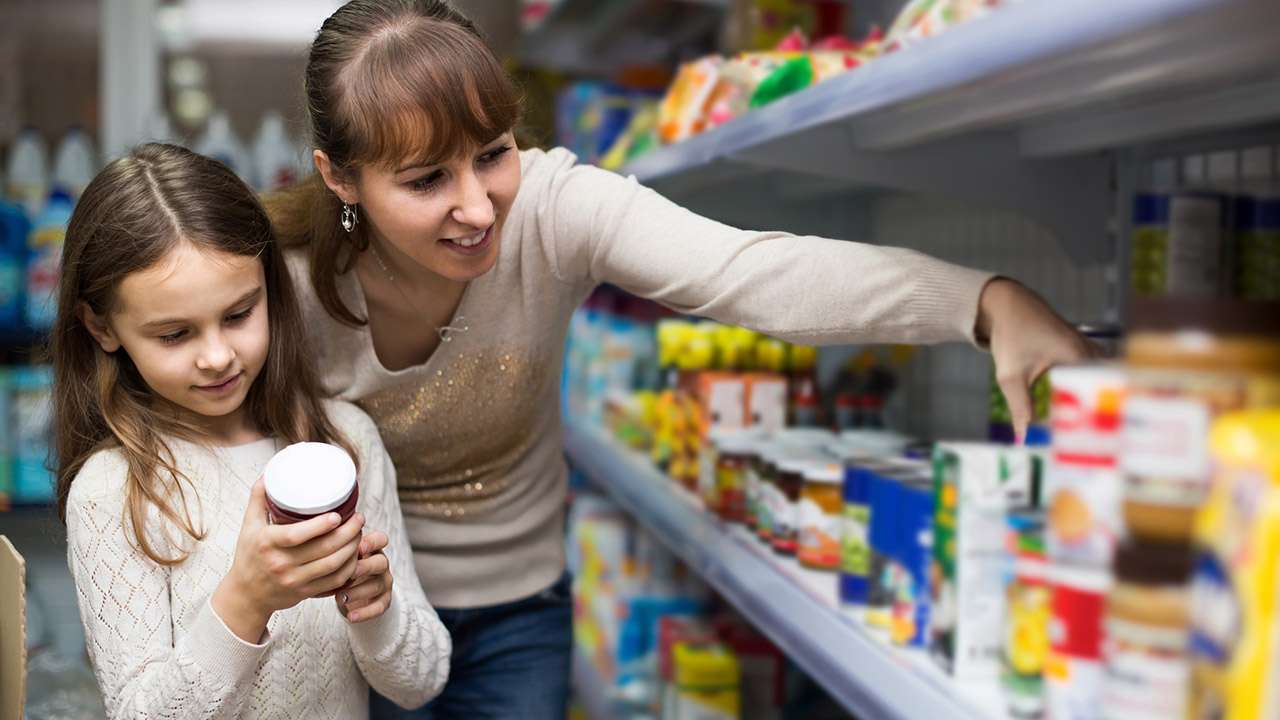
[313,150,360,205]
[78,302,121,353]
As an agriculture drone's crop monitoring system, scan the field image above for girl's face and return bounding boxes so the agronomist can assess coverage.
[324,132,521,283]
[82,243,270,439]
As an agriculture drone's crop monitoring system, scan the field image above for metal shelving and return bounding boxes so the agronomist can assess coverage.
[563,420,1004,720]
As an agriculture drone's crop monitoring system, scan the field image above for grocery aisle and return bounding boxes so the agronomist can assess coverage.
[3,1,1280,719]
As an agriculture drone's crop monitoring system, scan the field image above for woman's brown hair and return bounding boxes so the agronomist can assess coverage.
[266,0,522,326]
[54,142,358,565]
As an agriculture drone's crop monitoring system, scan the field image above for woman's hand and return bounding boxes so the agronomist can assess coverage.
[212,478,365,642]
[336,530,394,623]
[976,278,1097,441]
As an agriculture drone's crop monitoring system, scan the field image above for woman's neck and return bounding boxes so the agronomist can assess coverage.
[367,230,465,299]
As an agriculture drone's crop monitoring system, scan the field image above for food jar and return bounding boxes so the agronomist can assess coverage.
[264,442,359,525]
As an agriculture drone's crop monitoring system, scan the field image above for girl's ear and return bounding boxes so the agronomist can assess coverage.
[313,150,360,205]
[78,302,122,353]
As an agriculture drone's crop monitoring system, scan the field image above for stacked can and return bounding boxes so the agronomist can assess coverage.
[1042,365,1126,720]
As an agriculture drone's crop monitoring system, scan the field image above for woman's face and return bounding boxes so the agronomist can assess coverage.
[343,132,521,283]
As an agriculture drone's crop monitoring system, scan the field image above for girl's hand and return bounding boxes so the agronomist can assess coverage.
[212,478,365,642]
[337,530,393,623]
[976,278,1097,441]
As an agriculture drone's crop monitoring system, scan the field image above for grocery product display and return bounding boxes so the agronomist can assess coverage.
[563,288,1280,719]
[5,1,1280,718]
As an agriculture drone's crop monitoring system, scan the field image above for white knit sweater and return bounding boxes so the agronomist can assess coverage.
[65,400,450,719]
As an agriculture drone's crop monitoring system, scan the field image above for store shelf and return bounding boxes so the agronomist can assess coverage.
[563,420,1004,720]
[613,0,1279,263]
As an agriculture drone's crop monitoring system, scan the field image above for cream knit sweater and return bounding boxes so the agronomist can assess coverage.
[65,400,450,719]
[289,147,994,608]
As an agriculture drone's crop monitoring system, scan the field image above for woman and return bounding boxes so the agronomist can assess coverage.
[268,1,1091,717]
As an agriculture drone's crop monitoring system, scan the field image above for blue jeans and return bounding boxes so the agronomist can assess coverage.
[369,573,573,720]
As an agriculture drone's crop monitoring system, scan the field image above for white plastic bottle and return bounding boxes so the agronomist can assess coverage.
[4,128,49,219]
[51,126,99,200]
[252,111,301,191]
[194,111,251,180]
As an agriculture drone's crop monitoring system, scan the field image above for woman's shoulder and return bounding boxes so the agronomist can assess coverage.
[518,146,583,192]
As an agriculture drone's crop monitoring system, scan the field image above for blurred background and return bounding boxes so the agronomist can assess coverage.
[3,1,1280,719]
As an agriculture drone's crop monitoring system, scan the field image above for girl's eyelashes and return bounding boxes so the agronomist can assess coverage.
[155,306,254,345]
[226,306,255,324]
[158,329,187,345]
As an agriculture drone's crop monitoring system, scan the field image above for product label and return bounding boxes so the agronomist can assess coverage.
[1045,656,1104,720]
[747,380,787,431]
[1046,462,1123,568]
[1049,574,1107,661]
[1050,371,1123,465]
[1122,395,1211,507]
[705,379,745,429]
[840,503,870,576]
[797,498,840,568]
[1100,654,1189,720]
[1166,195,1226,297]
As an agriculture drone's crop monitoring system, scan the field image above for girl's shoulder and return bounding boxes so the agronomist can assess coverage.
[66,446,131,507]
[321,397,377,436]
[319,398,382,458]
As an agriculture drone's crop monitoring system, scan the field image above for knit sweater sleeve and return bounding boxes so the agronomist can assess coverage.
[524,147,994,346]
[331,401,452,709]
[65,450,270,720]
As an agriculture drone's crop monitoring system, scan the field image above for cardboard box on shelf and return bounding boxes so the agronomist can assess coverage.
[0,535,26,720]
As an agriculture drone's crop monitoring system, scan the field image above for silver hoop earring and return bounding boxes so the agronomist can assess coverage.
[341,203,358,233]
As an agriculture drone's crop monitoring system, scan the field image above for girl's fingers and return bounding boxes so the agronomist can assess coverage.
[359,530,389,558]
[305,545,361,597]
[351,551,389,582]
[288,513,365,564]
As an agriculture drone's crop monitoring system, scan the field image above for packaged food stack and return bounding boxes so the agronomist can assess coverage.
[1112,299,1280,719]
[1041,365,1126,720]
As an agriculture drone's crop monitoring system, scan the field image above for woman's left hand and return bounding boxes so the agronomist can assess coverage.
[976,278,1097,441]
[336,530,394,623]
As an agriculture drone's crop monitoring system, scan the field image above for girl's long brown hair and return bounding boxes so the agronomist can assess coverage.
[266,0,522,326]
[54,143,358,565]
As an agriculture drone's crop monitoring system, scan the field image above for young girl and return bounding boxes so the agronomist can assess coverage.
[55,143,450,719]
[272,1,1092,716]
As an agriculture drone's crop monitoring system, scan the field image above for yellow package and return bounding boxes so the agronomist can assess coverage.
[657,57,724,145]
[1190,410,1280,720]
[671,642,740,719]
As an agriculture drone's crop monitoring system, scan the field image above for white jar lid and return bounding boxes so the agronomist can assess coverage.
[264,442,357,515]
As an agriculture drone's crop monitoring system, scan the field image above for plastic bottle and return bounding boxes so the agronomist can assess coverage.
[4,128,49,219]
[12,365,54,504]
[0,201,30,330]
[194,111,250,180]
[251,111,300,191]
[25,189,74,330]
[51,127,98,200]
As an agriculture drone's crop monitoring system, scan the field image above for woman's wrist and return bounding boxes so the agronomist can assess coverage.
[212,575,272,643]
[975,276,1018,345]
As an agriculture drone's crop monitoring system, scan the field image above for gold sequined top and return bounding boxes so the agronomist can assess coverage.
[288,148,992,608]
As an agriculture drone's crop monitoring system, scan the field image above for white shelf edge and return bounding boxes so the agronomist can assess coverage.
[564,420,1005,720]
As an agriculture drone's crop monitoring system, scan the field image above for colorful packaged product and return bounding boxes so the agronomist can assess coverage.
[1046,365,1125,569]
[1189,410,1280,720]
[930,443,1033,682]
